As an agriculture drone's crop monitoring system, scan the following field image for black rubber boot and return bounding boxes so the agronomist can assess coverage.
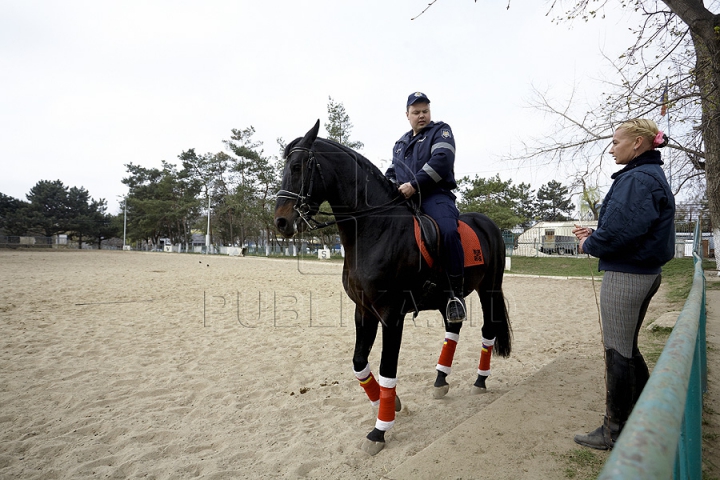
[446,275,466,323]
[574,348,635,450]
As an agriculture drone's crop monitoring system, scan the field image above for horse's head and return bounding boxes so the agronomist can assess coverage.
[274,120,325,238]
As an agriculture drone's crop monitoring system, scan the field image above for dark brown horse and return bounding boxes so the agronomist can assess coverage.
[274,121,511,455]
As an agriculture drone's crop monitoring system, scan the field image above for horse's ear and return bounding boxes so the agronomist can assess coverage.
[299,119,321,148]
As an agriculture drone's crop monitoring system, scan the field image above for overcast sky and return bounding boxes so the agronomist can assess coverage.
[0,1,637,214]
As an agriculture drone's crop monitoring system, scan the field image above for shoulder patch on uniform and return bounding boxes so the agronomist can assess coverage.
[442,129,451,139]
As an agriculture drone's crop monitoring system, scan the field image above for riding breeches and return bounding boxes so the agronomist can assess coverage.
[600,271,662,358]
[420,193,463,277]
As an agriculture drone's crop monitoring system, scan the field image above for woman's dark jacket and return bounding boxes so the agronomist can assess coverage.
[583,149,676,274]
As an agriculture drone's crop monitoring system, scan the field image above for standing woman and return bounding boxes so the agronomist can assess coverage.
[572,118,676,450]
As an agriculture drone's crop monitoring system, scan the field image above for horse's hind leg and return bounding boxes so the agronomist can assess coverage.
[471,336,495,393]
[471,281,510,393]
[433,318,462,398]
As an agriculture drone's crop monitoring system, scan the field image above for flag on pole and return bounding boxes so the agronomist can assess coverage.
[660,80,669,116]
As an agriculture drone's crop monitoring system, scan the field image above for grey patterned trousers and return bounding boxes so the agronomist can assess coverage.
[600,271,662,358]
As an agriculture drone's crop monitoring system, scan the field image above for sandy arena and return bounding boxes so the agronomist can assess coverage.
[0,250,680,479]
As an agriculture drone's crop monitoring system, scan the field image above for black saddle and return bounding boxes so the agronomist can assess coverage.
[417,213,440,263]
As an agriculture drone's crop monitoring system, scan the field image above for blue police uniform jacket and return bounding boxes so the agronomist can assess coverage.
[385,121,457,198]
[583,149,675,275]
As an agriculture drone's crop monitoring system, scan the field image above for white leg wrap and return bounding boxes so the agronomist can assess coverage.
[444,332,460,343]
[378,375,397,389]
[375,419,394,431]
[353,363,372,380]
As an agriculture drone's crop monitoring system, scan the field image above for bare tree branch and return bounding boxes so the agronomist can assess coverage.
[411,0,439,21]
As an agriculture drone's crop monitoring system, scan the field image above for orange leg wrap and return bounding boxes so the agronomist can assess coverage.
[377,385,396,425]
[438,338,458,369]
[478,342,493,373]
[358,372,380,404]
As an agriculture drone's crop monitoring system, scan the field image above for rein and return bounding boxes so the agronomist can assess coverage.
[276,146,406,231]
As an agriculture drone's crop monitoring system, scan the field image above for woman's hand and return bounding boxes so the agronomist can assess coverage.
[572,225,593,240]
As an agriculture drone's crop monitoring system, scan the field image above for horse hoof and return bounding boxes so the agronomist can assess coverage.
[433,384,450,398]
[395,394,402,412]
[470,385,487,395]
[363,428,386,455]
[362,438,386,456]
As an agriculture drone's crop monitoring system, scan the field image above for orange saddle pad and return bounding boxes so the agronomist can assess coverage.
[413,218,484,268]
[458,220,484,267]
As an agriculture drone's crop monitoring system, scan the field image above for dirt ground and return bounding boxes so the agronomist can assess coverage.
[0,250,708,479]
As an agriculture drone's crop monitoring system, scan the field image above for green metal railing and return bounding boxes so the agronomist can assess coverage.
[598,222,707,479]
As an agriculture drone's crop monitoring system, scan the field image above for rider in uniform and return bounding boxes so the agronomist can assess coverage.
[385,92,466,322]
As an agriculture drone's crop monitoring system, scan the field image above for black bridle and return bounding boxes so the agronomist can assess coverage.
[276,146,327,230]
[276,145,406,231]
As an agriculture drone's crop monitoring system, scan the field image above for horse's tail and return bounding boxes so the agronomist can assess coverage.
[463,212,512,358]
[485,286,512,358]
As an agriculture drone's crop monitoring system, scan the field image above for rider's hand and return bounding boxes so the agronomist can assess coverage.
[399,182,416,199]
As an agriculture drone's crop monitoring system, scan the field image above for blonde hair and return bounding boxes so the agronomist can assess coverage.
[617,118,668,148]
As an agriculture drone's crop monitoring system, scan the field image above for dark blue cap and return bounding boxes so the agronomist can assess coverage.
[407,92,430,108]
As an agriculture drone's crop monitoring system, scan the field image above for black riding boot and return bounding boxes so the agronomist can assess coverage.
[446,275,466,323]
[632,352,649,407]
[574,348,635,450]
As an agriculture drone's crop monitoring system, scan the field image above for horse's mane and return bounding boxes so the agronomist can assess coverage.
[284,136,397,198]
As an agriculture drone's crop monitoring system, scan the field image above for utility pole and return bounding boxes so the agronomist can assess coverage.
[205,191,211,255]
[123,197,127,249]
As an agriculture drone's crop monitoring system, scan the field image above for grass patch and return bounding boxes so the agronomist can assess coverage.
[508,256,600,277]
[558,448,609,479]
[660,258,714,304]
[509,256,714,308]
[639,328,671,368]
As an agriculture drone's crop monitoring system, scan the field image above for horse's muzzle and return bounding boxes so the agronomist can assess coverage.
[274,201,298,238]
[274,215,297,238]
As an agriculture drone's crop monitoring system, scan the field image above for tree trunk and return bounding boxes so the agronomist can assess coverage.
[690,29,720,273]
[704,114,720,274]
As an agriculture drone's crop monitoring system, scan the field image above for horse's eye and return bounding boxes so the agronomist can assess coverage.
[291,163,302,173]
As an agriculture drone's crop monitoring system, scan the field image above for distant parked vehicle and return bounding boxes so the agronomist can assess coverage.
[539,229,578,255]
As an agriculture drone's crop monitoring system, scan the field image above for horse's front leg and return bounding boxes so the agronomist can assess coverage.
[433,318,463,398]
[352,306,381,406]
[360,310,404,456]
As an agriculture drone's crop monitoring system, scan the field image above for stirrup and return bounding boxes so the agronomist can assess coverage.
[446,297,466,323]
